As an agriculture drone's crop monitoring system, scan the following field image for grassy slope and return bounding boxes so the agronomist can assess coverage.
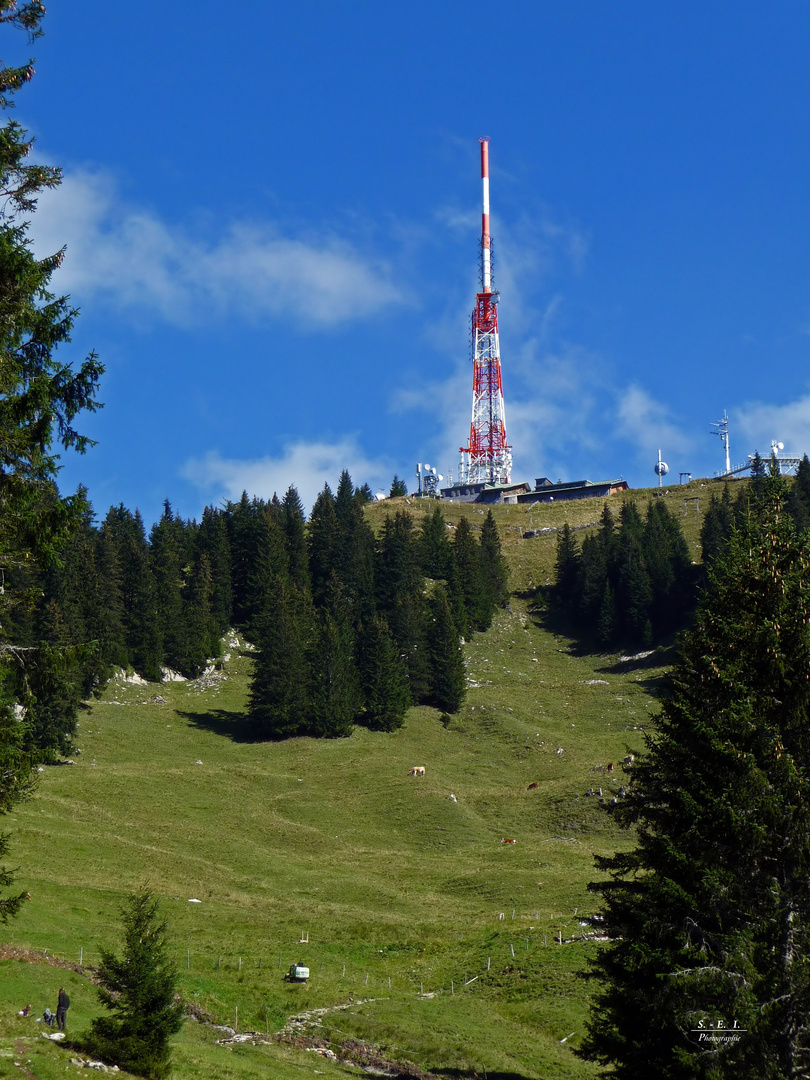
[0,479,734,1079]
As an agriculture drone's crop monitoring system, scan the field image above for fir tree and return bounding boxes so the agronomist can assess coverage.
[196,506,232,632]
[0,2,103,917]
[478,510,509,629]
[307,605,360,738]
[426,585,466,713]
[248,576,312,740]
[281,485,310,593]
[389,474,408,497]
[357,616,411,731]
[83,889,184,1080]
[553,522,581,615]
[452,516,485,635]
[581,475,810,1078]
[787,453,810,532]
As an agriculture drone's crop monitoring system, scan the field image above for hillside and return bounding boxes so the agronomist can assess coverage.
[0,480,731,1078]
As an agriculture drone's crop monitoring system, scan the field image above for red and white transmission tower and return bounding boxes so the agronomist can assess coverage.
[458,137,512,486]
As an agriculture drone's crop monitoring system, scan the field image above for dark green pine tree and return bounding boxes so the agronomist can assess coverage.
[308,484,340,608]
[478,510,509,630]
[419,506,455,580]
[196,506,232,632]
[243,505,290,639]
[452,516,486,636]
[389,474,408,497]
[357,616,411,732]
[180,553,218,677]
[552,522,581,616]
[580,475,810,1079]
[83,889,184,1080]
[149,501,188,675]
[333,469,376,624]
[376,511,431,701]
[281,485,310,593]
[749,449,767,502]
[248,575,312,740]
[0,1,103,919]
[426,585,466,713]
[306,580,361,739]
[226,491,259,627]
[103,506,162,681]
[700,485,735,568]
[787,453,810,532]
[577,531,609,630]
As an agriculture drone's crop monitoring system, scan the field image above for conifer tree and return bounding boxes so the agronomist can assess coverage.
[104,506,161,681]
[787,453,810,531]
[552,522,581,615]
[389,475,407,497]
[196,506,232,632]
[357,616,411,731]
[281,485,310,593]
[478,510,509,629]
[452,516,485,635]
[307,604,360,738]
[308,484,340,608]
[581,475,810,1078]
[248,575,312,739]
[83,889,184,1080]
[426,585,466,713]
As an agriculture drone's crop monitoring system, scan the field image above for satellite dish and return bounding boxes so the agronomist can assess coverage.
[425,463,431,471]
[438,474,444,482]
[654,461,669,476]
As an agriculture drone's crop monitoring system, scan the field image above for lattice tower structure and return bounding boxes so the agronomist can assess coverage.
[459,137,512,486]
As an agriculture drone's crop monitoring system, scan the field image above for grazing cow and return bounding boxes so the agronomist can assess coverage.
[623,754,635,767]
[449,793,457,802]
[501,838,517,844]
[527,781,540,790]
[607,762,615,772]
[408,766,426,777]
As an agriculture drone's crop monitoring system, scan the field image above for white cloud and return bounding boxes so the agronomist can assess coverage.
[181,437,395,511]
[734,394,810,461]
[614,384,691,463]
[30,169,405,328]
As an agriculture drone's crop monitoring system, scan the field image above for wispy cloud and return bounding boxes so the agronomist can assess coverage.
[614,384,691,463]
[734,394,810,460]
[181,437,394,511]
[31,169,405,328]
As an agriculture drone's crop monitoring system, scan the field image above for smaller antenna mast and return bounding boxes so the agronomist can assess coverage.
[710,411,731,475]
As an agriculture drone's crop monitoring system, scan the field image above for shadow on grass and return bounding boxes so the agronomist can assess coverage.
[434,1071,538,1080]
[177,708,259,744]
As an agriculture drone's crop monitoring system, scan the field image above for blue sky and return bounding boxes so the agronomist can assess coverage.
[14,2,810,521]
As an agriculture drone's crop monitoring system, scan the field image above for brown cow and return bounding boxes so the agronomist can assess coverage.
[501,838,517,844]
[408,766,426,777]
[527,781,540,790]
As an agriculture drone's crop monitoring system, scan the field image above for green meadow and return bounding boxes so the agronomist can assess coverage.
[0,480,731,1078]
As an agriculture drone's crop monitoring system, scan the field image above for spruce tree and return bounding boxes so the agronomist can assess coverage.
[553,522,581,615]
[478,510,509,629]
[426,585,466,713]
[389,474,408,497]
[83,889,184,1080]
[0,2,103,916]
[452,516,485,635]
[248,575,312,739]
[581,476,810,1078]
[357,616,411,731]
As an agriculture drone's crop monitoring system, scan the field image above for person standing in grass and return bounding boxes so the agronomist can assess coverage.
[56,988,69,1031]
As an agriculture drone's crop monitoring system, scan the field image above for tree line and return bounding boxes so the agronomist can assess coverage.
[4,476,509,753]
[549,499,696,648]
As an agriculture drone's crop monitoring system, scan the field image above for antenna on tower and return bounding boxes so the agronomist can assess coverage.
[458,138,512,487]
[710,410,731,475]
